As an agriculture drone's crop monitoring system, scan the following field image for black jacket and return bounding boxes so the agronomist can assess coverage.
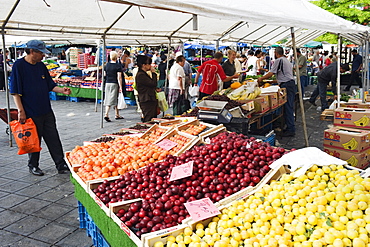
[135,69,158,103]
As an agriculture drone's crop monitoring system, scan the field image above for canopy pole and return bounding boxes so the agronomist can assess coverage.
[2,28,12,147]
[337,35,342,108]
[291,27,309,147]
[101,35,106,128]
[95,42,100,112]
[200,42,203,65]
[216,40,219,52]
[164,37,171,108]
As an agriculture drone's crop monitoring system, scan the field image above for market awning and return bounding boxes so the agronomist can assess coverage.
[303,41,323,48]
[1,0,369,46]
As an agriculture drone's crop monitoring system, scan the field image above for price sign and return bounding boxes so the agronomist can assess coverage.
[169,161,193,181]
[156,139,178,151]
[184,198,220,222]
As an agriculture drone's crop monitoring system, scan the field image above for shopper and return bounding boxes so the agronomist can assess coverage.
[183,58,192,99]
[103,51,124,122]
[0,50,5,91]
[135,55,159,122]
[296,48,308,95]
[222,50,237,89]
[10,40,71,176]
[308,62,350,111]
[257,47,296,137]
[168,55,186,107]
[246,50,262,76]
[195,52,239,100]
[344,49,363,91]
[157,55,167,90]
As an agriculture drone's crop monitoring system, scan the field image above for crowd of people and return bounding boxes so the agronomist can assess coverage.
[2,40,364,176]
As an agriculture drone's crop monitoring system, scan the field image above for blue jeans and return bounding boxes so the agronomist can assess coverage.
[309,79,329,110]
[300,75,308,95]
[280,80,296,133]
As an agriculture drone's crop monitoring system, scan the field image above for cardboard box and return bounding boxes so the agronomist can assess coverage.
[366,94,370,102]
[324,147,370,169]
[278,87,287,105]
[324,127,370,153]
[241,100,255,111]
[334,107,370,130]
[262,92,279,109]
[340,102,370,109]
[252,95,270,114]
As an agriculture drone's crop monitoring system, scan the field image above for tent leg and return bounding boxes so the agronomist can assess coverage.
[101,36,106,128]
[337,35,342,107]
[2,29,12,147]
[164,37,171,116]
[291,27,309,147]
[95,43,101,112]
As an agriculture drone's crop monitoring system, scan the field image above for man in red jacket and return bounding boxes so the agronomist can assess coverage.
[195,52,239,100]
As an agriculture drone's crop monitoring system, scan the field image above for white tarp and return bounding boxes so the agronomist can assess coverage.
[1,0,369,46]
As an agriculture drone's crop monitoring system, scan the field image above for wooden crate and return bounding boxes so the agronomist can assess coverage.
[87,177,121,216]
[177,119,218,137]
[199,126,227,143]
[65,152,87,190]
[140,124,173,143]
[158,119,182,128]
[155,129,199,156]
[109,199,145,247]
[320,109,334,121]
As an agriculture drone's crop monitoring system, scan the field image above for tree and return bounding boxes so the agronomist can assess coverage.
[310,0,370,44]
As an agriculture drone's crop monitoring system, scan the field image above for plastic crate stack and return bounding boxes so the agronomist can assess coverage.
[78,202,110,247]
[68,48,83,65]
[78,54,90,69]
[49,91,66,101]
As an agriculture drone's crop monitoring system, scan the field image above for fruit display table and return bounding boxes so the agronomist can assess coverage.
[57,86,102,99]
[71,175,137,247]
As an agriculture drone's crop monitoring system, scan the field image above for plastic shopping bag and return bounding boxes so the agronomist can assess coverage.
[189,84,199,97]
[10,118,42,155]
[156,91,169,112]
[117,93,127,109]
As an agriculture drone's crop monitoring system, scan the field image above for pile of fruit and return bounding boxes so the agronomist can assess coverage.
[91,136,115,143]
[69,136,169,181]
[142,127,169,143]
[94,132,287,238]
[127,124,150,131]
[109,131,139,136]
[182,107,200,117]
[182,124,207,136]
[228,86,261,101]
[163,164,370,247]
[166,134,192,155]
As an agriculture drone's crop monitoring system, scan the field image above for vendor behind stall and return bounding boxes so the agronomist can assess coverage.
[222,50,237,89]
[195,52,239,100]
[257,47,296,137]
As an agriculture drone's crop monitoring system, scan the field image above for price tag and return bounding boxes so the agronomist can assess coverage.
[169,161,193,181]
[156,139,178,151]
[184,198,220,222]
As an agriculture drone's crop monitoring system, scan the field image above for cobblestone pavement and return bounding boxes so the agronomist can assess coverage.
[0,85,329,246]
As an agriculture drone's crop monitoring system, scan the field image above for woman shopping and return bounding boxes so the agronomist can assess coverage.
[135,55,159,122]
[103,51,124,122]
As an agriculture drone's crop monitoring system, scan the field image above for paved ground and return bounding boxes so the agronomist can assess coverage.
[0,85,332,246]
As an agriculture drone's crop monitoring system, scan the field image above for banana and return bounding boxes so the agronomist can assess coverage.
[342,138,359,150]
[354,115,370,127]
[255,87,262,96]
[239,92,248,101]
[346,156,358,167]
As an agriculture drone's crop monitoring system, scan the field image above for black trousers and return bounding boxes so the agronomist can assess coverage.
[28,111,67,170]
[348,71,362,88]
[0,70,5,90]
[140,100,158,122]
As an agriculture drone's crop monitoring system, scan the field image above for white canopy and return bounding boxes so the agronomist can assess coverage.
[1,0,369,46]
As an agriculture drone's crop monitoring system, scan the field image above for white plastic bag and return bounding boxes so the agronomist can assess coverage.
[117,93,127,109]
[189,84,200,97]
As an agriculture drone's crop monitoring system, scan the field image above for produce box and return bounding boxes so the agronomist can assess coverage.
[320,109,334,121]
[109,199,144,247]
[251,95,270,114]
[324,127,370,153]
[158,119,182,128]
[140,124,173,143]
[87,177,121,216]
[278,87,287,105]
[334,107,370,129]
[241,100,255,111]
[176,119,216,136]
[65,152,86,190]
[199,126,227,143]
[324,147,370,169]
[262,92,279,109]
[142,224,189,247]
[340,102,370,109]
[366,94,370,102]
[154,129,199,156]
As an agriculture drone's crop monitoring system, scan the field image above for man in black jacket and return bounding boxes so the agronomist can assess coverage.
[308,62,350,111]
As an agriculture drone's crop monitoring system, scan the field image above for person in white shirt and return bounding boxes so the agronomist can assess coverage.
[246,50,262,76]
[167,55,186,107]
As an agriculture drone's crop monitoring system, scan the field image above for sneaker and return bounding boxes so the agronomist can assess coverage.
[29,167,44,176]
